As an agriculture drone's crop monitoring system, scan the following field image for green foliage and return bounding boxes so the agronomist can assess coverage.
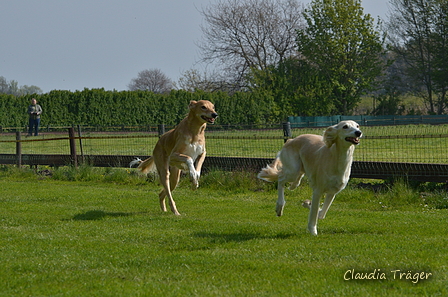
[372,93,404,116]
[297,0,386,115]
[249,58,335,117]
[0,94,26,128]
[0,88,287,127]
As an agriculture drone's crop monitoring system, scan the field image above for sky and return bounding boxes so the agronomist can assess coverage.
[1,0,389,93]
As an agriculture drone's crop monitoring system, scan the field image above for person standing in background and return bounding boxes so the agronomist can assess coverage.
[27,98,42,136]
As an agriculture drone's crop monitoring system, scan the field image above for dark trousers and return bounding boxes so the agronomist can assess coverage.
[28,118,40,136]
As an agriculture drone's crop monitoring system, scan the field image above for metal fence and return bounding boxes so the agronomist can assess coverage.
[1,123,448,181]
[288,114,448,127]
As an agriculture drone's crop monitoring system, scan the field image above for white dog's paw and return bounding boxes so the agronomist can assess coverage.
[318,210,326,220]
[307,225,318,236]
[302,200,311,209]
[276,203,285,216]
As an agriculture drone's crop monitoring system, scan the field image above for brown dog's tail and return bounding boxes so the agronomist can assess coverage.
[257,157,282,182]
[129,157,156,174]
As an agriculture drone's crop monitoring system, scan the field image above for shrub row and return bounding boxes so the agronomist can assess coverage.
[0,89,281,127]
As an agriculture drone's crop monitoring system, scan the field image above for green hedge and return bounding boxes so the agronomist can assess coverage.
[0,89,282,128]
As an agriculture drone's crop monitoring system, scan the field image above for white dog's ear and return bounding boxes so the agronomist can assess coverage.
[323,125,337,148]
[189,100,198,109]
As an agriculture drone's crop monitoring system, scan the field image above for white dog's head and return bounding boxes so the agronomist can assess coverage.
[323,120,362,148]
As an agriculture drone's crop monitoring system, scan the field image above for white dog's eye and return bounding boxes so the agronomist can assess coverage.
[343,125,348,129]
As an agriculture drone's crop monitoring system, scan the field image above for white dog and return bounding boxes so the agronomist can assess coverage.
[257,120,362,235]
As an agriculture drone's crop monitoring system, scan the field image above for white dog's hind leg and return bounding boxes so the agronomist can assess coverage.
[276,180,286,216]
[289,173,304,190]
[307,190,322,236]
[318,193,336,219]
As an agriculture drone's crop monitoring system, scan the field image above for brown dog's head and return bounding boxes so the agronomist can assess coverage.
[189,100,218,124]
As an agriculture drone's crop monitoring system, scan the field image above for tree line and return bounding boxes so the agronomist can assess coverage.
[194,0,448,115]
[88,0,448,116]
[2,0,447,117]
[0,89,280,128]
[0,76,43,96]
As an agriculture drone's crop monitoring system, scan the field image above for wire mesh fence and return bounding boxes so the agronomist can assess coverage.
[1,124,448,164]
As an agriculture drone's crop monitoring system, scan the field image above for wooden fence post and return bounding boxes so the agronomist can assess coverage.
[16,131,22,167]
[77,125,85,164]
[68,127,77,168]
[158,124,165,137]
[282,122,292,143]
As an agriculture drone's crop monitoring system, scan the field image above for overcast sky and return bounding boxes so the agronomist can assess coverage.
[1,0,389,93]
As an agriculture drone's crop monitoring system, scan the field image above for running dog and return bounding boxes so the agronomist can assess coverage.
[131,100,218,215]
[257,120,362,235]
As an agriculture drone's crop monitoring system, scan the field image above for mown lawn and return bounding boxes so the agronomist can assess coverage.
[0,167,447,296]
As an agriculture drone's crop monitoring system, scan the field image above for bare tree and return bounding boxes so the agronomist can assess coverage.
[128,69,174,93]
[198,0,304,89]
[387,0,448,114]
[0,76,43,95]
[177,68,232,92]
[0,76,9,93]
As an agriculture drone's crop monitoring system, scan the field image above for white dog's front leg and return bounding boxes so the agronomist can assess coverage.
[307,191,322,236]
[318,193,336,219]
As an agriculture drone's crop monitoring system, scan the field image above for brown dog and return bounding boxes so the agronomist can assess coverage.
[131,100,218,215]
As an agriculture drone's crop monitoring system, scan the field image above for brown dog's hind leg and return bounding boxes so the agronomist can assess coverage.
[158,189,167,212]
[167,167,181,215]
[157,165,181,216]
[157,166,171,213]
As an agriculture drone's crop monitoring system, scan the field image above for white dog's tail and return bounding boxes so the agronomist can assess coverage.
[129,157,143,168]
[129,157,156,174]
[257,157,282,182]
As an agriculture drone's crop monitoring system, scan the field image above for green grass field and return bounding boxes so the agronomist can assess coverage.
[1,166,447,296]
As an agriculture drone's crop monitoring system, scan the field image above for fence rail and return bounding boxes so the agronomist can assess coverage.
[1,123,448,182]
[288,114,448,127]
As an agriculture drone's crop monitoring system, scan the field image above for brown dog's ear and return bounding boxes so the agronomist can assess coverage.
[323,125,337,148]
[189,100,197,109]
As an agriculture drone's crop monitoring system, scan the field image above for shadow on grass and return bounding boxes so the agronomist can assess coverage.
[194,231,295,243]
[72,210,138,221]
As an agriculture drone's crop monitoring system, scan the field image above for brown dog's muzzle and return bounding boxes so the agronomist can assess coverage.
[202,112,218,124]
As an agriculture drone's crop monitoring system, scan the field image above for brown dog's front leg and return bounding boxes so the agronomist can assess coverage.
[170,153,200,189]
[191,152,206,190]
